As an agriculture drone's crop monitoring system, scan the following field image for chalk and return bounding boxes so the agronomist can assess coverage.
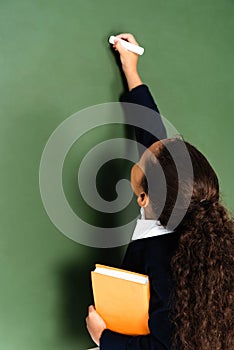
[109,35,144,55]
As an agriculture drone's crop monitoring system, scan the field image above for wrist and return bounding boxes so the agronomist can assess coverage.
[123,66,138,77]
[96,327,106,346]
[125,71,143,91]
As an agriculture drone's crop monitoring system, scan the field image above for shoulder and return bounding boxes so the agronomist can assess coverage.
[129,230,181,255]
[123,231,181,274]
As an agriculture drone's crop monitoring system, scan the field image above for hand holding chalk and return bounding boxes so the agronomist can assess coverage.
[109,35,144,55]
[109,33,143,91]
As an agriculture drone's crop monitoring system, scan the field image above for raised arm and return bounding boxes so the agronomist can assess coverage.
[86,35,169,348]
[113,33,167,151]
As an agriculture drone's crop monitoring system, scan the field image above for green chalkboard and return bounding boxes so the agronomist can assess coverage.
[0,1,233,349]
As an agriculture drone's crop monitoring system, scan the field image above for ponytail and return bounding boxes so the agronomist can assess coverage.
[171,200,234,350]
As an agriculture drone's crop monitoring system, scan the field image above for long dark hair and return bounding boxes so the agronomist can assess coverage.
[140,138,234,349]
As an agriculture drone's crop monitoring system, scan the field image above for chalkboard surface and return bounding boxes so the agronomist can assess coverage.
[0,1,233,349]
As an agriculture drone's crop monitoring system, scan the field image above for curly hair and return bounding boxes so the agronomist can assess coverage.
[171,201,234,349]
[140,138,234,349]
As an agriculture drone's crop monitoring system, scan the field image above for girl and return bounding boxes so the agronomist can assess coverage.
[86,34,234,350]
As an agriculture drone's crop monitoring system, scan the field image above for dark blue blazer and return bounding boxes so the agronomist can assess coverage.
[100,85,180,350]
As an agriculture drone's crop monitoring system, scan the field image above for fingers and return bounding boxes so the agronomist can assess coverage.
[86,305,106,327]
[88,305,95,313]
[113,39,129,55]
[112,33,139,55]
[115,33,139,46]
[86,305,94,325]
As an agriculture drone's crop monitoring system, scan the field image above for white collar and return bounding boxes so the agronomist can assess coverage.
[131,208,172,241]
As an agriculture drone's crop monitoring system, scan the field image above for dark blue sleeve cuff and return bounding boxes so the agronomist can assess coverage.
[120,84,160,114]
[100,329,132,350]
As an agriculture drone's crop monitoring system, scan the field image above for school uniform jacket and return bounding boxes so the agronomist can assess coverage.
[100,85,180,350]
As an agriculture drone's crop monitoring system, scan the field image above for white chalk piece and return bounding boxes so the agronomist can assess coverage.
[109,35,144,55]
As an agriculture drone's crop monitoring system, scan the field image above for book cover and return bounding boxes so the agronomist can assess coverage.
[91,264,150,335]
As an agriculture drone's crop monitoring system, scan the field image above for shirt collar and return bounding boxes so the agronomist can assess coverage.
[131,208,173,241]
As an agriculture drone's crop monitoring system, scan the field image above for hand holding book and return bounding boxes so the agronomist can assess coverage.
[91,264,150,336]
[86,305,106,346]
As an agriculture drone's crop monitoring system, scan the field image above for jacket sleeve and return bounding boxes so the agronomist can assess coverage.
[120,84,167,154]
[100,329,169,350]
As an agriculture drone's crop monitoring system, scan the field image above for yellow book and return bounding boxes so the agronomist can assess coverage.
[91,264,150,335]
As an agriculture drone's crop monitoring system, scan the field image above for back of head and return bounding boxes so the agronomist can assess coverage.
[141,138,234,349]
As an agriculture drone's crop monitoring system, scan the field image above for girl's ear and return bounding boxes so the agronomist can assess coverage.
[137,192,149,208]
